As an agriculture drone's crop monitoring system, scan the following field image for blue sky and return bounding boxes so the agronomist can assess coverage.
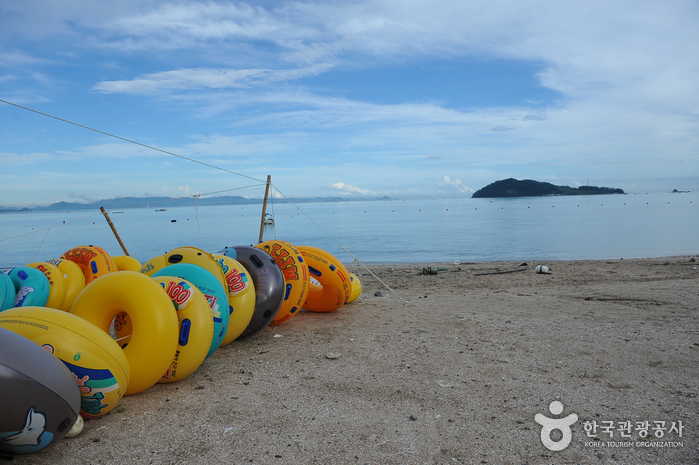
[1,0,698,207]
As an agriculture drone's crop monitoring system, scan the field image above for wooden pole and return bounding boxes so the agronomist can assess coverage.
[258,175,272,243]
[101,207,130,256]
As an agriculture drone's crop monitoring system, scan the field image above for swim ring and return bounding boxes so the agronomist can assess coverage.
[141,247,228,294]
[70,271,178,395]
[0,271,15,311]
[0,307,130,420]
[112,255,142,272]
[152,264,229,357]
[217,246,284,339]
[46,259,85,311]
[26,262,66,310]
[0,326,80,453]
[255,240,309,325]
[114,276,214,383]
[60,245,115,284]
[348,273,363,304]
[212,254,256,345]
[8,267,50,308]
[296,246,351,313]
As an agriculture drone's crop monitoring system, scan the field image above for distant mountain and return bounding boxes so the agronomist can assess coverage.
[1,195,394,212]
[472,178,624,198]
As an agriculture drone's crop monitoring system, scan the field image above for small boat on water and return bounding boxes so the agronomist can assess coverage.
[155,209,167,212]
[264,213,274,225]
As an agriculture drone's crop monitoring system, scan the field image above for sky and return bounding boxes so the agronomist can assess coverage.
[1,0,698,207]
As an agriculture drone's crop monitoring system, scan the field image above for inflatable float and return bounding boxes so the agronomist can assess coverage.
[114,275,214,383]
[152,264,229,356]
[296,246,351,313]
[217,246,284,338]
[60,245,116,284]
[212,253,256,345]
[0,307,130,420]
[46,259,85,311]
[70,271,178,395]
[255,240,309,326]
[8,267,50,308]
[26,262,66,310]
[0,271,15,312]
[0,326,81,454]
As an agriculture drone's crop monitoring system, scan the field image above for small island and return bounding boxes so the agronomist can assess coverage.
[472,178,624,198]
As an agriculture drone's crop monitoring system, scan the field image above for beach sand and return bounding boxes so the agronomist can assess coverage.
[7,257,698,464]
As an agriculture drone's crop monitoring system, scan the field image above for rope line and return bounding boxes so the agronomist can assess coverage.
[31,227,52,262]
[1,99,404,300]
[0,99,265,184]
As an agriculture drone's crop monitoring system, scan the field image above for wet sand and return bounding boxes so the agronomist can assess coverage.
[8,257,699,464]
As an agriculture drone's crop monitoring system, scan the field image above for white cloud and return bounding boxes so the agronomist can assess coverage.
[92,63,334,93]
[438,176,471,194]
[329,182,376,196]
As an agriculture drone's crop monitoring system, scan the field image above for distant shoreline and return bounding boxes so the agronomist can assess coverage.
[0,195,394,213]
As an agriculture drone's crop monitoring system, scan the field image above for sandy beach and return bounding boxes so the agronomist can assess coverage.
[6,256,698,464]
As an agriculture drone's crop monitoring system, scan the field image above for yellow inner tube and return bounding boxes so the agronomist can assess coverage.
[61,245,116,284]
[213,254,256,345]
[70,271,179,395]
[0,306,130,419]
[46,259,85,311]
[297,246,351,313]
[114,276,214,383]
[26,261,66,310]
[256,240,309,325]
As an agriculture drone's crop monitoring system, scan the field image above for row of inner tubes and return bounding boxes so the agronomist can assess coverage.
[0,240,363,454]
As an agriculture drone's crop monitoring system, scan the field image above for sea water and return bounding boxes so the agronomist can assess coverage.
[0,192,697,267]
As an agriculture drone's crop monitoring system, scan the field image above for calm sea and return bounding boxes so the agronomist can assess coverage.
[1,193,697,267]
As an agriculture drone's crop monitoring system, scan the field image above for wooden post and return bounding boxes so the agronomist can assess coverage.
[101,207,130,256]
[258,175,272,243]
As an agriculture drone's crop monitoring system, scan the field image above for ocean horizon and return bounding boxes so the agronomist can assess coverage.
[1,192,697,268]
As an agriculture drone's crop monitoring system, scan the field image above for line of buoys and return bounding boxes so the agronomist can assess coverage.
[0,239,361,456]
